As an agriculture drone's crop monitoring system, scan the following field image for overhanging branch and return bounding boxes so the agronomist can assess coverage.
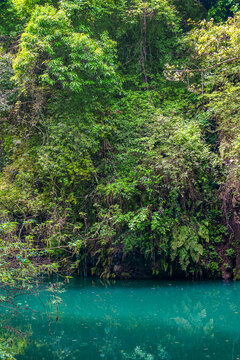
[166,57,240,74]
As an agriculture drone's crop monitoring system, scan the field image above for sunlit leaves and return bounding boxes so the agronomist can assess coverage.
[13,4,118,101]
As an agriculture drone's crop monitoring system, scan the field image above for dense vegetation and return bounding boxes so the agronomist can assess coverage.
[2,0,240,356]
[1,0,240,306]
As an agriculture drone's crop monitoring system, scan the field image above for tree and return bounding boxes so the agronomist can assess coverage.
[166,11,240,278]
[201,0,240,21]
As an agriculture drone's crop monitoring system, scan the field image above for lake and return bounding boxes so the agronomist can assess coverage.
[5,279,240,359]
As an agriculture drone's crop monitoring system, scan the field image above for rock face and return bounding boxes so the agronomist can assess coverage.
[223,270,231,281]
[234,253,240,280]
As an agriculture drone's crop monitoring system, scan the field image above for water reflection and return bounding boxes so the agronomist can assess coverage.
[2,280,240,360]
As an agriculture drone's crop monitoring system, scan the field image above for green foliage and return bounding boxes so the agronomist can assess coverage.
[206,0,240,21]
[182,12,240,235]
[0,340,16,360]
[81,101,223,276]
[13,4,118,102]
[4,2,239,356]
[0,0,23,40]
[0,0,238,287]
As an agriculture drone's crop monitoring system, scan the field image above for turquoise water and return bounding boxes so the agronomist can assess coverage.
[5,279,240,359]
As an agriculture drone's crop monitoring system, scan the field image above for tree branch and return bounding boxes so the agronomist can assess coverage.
[166,57,240,74]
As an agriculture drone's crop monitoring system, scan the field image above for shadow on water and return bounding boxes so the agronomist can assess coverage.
[3,279,240,360]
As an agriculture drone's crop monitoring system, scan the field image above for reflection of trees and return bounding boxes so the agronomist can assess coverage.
[122,345,172,360]
[1,280,240,359]
[0,282,62,359]
[86,281,240,360]
[0,288,35,359]
[0,325,28,359]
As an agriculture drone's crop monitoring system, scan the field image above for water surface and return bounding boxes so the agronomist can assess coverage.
[5,279,240,359]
